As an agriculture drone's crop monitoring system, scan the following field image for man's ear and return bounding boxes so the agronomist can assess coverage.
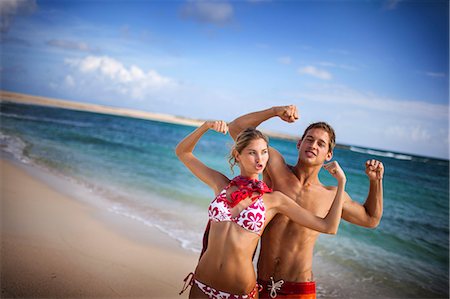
[296,139,302,149]
[325,150,333,162]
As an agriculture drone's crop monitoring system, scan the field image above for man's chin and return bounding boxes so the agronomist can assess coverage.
[300,157,323,166]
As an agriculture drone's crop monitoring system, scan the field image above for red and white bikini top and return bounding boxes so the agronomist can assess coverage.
[208,176,272,235]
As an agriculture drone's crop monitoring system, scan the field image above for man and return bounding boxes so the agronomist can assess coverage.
[228,105,384,299]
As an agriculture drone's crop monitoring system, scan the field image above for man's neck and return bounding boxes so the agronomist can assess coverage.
[292,163,322,186]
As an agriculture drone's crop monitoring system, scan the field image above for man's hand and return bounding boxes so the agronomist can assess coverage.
[324,161,346,184]
[365,159,384,180]
[274,105,299,123]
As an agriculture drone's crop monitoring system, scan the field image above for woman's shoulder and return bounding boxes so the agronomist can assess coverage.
[263,190,286,202]
[213,177,231,194]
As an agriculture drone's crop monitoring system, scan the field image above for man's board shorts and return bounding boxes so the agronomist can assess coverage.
[258,277,316,299]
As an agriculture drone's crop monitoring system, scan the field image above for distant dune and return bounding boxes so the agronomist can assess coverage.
[0,90,204,127]
[0,90,302,141]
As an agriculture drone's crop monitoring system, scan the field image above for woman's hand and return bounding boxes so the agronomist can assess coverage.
[273,105,299,123]
[206,120,228,134]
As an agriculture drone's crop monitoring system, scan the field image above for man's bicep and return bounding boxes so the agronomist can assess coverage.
[342,194,373,227]
[266,147,289,178]
[228,121,240,140]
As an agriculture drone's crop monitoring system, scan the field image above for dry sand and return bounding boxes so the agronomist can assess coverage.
[1,159,198,298]
[0,90,298,141]
[0,90,204,127]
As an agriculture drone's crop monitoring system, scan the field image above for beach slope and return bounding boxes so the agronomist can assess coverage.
[1,159,197,298]
[0,90,204,127]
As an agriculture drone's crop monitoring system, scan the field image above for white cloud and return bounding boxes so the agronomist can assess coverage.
[0,0,36,34]
[425,72,446,78]
[65,75,75,87]
[47,39,98,53]
[296,83,448,120]
[65,55,175,99]
[411,126,431,142]
[278,56,292,65]
[386,125,431,142]
[328,48,350,55]
[289,83,449,158]
[384,0,402,10]
[318,62,337,68]
[180,0,234,25]
[256,43,269,49]
[298,66,332,80]
[318,61,357,71]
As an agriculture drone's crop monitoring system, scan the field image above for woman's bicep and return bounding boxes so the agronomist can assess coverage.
[179,153,228,190]
[274,193,327,232]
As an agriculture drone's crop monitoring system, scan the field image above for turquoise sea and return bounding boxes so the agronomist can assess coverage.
[1,101,448,298]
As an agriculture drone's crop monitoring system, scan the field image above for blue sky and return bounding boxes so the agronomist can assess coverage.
[1,0,448,159]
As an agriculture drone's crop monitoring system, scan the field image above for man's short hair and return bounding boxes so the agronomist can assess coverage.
[301,122,336,153]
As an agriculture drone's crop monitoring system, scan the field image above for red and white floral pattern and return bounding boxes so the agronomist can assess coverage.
[208,187,266,235]
[194,279,258,299]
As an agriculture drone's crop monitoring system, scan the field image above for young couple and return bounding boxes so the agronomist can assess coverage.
[176,105,384,299]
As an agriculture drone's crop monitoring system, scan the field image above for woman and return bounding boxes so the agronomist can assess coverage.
[176,121,346,299]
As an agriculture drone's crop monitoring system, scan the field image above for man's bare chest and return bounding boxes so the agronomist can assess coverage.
[280,183,334,218]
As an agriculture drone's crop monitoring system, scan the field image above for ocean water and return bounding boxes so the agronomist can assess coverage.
[1,101,448,298]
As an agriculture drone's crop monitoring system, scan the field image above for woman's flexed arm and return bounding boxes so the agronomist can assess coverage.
[271,161,347,234]
[175,121,229,192]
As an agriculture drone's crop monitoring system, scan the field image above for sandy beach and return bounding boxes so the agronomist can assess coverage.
[1,159,198,298]
[0,90,300,141]
[0,90,205,128]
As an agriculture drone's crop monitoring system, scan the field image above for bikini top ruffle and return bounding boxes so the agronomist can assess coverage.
[208,176,272,235]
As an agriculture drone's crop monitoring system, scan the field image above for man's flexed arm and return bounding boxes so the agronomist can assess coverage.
[342,160,384,228]
[228,105,299,140]
[228,105,299,186]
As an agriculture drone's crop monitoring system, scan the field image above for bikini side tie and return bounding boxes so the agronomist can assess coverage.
[179,272,194,295]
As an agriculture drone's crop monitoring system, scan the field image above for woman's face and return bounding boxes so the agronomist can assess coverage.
[235,138,269,177]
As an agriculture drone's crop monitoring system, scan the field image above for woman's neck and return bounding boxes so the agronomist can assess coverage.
[238,172,259,180]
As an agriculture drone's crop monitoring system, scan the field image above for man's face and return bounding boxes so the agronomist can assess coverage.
[297,128,333,165]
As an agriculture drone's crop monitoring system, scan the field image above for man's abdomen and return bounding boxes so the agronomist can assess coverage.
[257,217,319,282]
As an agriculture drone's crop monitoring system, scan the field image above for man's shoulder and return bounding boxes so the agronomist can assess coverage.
[316,183,350,202]
[315,183,339,197]
[267,162,295,178]
[322,184,337,191]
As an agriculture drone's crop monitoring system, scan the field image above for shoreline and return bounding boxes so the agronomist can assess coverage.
[0,90,301,141]
[1,158,198,298]
[0,90,204,128]
[2,90,447,160]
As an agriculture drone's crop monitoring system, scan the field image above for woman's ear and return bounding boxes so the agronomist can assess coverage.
[233,149,240,163]
[296,139,302,150]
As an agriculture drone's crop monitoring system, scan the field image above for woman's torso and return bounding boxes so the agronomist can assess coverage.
[194,182,274,293]
[195,222,260,293]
